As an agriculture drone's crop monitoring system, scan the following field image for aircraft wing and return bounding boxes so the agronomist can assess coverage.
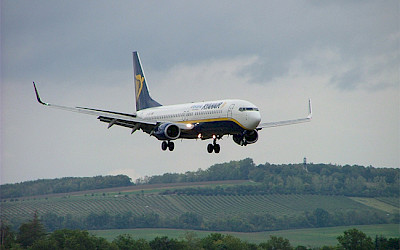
[257,99,312,130]
[33,82,157,133]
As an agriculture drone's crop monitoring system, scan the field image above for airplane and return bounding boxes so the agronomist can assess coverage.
[33,51,312,153]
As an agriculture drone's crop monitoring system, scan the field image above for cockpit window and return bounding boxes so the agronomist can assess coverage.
[239,107,259,112]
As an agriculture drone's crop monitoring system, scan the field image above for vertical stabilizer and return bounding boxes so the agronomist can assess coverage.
[133,51,162,111]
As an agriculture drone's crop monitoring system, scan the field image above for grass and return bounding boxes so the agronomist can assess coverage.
[350,197,399,214]
[91,224,399,247]
[375,197,400,208]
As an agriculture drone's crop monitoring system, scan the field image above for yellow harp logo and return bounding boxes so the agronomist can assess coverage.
[135,74,144,99]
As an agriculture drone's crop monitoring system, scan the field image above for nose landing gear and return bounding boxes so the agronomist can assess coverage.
[161,141,175,151]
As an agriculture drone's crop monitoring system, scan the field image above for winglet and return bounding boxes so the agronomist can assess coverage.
[33,82,49,105]
[307,99,313,119]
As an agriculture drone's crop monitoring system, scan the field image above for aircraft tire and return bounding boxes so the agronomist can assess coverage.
[214,144,221,153]
[161,141,168,151]
[207,144,214,153]
[168,141,175,151]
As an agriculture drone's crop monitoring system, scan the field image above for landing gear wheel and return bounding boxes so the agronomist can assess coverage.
[161,141,168,151]
[214,144,221,153]
[207,144,214,153]
[168,141,175,151]
[240,139,247,146]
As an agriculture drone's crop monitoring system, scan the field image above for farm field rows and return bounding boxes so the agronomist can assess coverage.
[91,224,400,247]
[349,197,399,214]
[1,193,393,222]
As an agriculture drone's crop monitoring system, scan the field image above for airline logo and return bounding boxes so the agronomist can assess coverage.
[135,74,144,99]
[190,102,226,110]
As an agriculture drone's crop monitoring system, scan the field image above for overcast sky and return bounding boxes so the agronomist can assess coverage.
[1,1,399,184]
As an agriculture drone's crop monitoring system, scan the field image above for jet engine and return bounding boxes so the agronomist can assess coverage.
[233,130,258,146]
[154,123,181,140]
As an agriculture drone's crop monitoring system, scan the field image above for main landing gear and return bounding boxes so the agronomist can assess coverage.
[161,141,175,151]
[161,136,222,153]
[207,136,221,154]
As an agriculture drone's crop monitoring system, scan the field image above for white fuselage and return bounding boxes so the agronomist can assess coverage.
[137,99,261,138]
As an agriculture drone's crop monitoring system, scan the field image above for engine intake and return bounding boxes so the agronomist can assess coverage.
[233,130,258,146]
[154,123,181,140]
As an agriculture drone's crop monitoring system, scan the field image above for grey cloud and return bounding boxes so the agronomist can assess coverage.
[3,0,397,90]
[332,68,362,91]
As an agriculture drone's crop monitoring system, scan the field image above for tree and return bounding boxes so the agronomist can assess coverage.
[221,234,252,250]
[179,212,203,228]
[183,231,200,250]
[374,235,400,250]
[31,229,116,250]
[0,222,16,249]
[41,212,64,231]
[200,233,250,250]
[337,228,373,250]
[200,233,225,249]
[313,208,331,227]
[133,212,160,228]
[17,212,46,248]
[386,238,400,250]
[259,236,292,250]
[64,214,82,229]
[149,236,186,250]
[113,234,151,250]
[85,211,112,229]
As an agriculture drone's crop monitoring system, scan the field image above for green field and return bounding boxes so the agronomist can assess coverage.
[350,197,399,214]
[1,193,392,222]
[91,224,399,247]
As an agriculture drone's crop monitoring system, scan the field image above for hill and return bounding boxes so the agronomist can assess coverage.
[0,175,132,199]
[1,183,398,232]
[1,158,399,199]
[1,158,399,232]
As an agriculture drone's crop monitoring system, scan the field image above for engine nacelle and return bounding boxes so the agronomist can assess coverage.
[244,130,258,144]
[233,130,258,146]
[154,123,181,140]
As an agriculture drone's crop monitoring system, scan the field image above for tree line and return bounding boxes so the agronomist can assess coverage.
[147,158,399,197]
[0,175,132,199]
[1,214,399,249]
[33,207,396,233]
[1,158,399,199]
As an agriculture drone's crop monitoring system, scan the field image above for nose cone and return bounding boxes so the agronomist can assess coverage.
[247,111,261,130]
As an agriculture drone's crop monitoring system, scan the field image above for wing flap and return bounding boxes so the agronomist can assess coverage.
[98,117,136,129]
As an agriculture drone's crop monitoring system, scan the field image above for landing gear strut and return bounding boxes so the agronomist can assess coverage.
[161,141,174,151]
[207,136,221,154]
[239,139,248,146]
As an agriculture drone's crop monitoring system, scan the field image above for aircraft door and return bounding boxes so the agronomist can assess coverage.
[227,104,235,118]
[183,110,189,121]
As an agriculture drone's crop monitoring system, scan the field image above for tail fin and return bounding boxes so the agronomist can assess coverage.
[133,51,162,111]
